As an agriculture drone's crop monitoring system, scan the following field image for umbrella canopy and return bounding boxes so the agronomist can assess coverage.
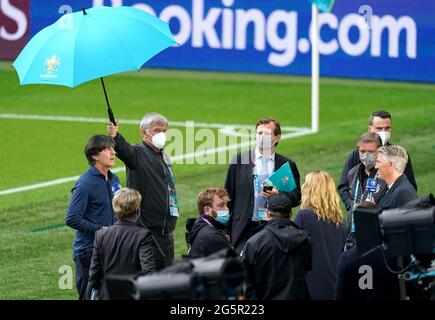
[12,6,176,88]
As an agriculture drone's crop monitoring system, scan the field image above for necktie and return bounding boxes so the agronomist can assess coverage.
[258,156,269,186]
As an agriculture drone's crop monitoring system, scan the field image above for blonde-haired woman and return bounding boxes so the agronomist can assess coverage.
[295,171,346,300]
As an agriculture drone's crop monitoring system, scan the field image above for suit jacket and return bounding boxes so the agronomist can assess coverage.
[87,220,155,299]
[224,149,301,247]
[376,175,418,211]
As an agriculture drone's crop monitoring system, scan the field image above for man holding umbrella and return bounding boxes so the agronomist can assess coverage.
[107,112,178,270]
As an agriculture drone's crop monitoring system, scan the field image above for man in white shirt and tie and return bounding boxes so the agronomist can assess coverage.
[225,117,301,254]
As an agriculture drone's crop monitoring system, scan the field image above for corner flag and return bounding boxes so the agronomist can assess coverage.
[308,0,335,12]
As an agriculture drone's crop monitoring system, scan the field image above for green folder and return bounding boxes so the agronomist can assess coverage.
[264,162,296,192]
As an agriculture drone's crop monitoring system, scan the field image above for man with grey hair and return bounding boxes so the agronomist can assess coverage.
[107,112,178,270]
[375,145,417,211]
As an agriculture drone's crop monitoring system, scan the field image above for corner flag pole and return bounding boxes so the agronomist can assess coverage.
[311,4,319,133]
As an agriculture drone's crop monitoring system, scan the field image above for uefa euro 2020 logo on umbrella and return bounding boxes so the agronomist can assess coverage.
[41,55,60,79]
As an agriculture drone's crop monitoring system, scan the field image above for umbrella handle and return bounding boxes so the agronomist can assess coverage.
[100,77,116,124]
[108,108,116,125]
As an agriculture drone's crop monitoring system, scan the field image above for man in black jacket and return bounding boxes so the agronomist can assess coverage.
[240,194,312,300]
[186,188,232,258]
[338,132,386,213]
[338,111,417,195]
[86,188,155,300]
[225,117,301,254]
[107,112,178,270]
[375,145,418,211]
[338,132,388,246]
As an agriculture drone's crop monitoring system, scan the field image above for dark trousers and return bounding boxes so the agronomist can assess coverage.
[150,231,174,271]
[73,249,94,300]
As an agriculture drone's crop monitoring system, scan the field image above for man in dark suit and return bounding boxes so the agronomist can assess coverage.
[86,188,155,300]
[225,117,301,254]
[375,145,418,211]
[339,111,417,194]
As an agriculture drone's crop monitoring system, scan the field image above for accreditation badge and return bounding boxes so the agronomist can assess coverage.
[169,189,179,217]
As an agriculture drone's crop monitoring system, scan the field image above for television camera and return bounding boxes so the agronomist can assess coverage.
[104,248,246,300]
[354,194,435,300]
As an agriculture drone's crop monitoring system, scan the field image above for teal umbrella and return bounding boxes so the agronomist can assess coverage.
[12,6,177,123]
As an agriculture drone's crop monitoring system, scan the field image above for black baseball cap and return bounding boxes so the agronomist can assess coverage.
[268,194,292,214]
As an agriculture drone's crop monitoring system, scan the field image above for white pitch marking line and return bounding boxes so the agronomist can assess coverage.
[0,113,306,132]
[0,113,313,195]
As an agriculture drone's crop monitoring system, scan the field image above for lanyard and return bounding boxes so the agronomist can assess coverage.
[354,179,361,202]
[200,216,213,227]
[161,153,176,191]
[351,180,359,233]
[253,171,260,193]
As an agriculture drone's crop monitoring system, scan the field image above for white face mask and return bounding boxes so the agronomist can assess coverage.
[377,131,390,146]
[256,134,274,151]
[151,132,167,149]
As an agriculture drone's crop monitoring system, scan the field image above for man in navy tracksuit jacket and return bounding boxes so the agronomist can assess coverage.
[66,135,121,299]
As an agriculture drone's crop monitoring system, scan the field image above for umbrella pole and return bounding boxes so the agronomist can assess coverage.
[100,77,116,124]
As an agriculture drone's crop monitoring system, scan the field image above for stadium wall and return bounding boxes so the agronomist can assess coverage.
[1,0,434,82]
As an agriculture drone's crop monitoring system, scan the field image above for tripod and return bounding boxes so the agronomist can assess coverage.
[397,257,435,300]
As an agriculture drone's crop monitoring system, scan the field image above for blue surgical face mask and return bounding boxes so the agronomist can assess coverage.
[215,210,230,226]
